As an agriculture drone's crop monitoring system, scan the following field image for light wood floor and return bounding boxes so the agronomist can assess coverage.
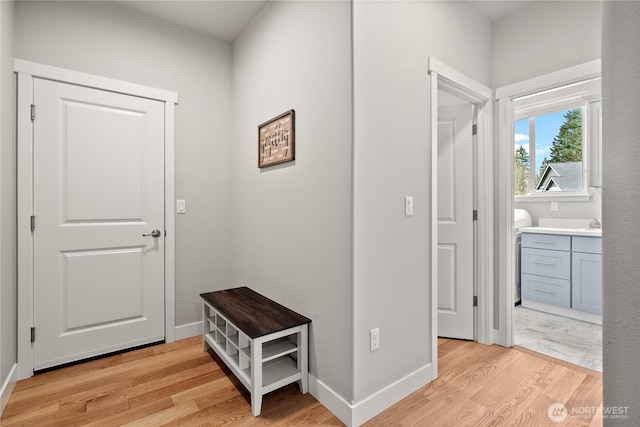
[1,337,602,426]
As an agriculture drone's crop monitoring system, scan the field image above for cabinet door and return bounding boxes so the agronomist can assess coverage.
[572,252,602,314]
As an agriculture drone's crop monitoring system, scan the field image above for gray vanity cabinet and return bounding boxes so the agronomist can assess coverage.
[571,236,602,314]
[521,233,602,315]
[521,234,572,308]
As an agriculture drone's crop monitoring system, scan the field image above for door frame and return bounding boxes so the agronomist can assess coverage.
[494,59,601,347]
[15,59,178,379]
[427,57,494,378]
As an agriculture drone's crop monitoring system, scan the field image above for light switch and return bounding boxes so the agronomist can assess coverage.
[177,199,186,214]
[405,196,414,216]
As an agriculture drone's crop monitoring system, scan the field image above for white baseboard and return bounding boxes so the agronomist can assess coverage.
[1,363,18,416]
[309,375,354,426]
[310,363,433,427]
[174,321,203,341]
[521,299,602,325]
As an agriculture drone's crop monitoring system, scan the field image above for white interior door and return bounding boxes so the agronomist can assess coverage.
[437,104,474,340]
[33,78,165,370]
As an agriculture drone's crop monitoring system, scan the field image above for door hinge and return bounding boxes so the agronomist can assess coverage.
[473,210,478,221]
[30,215,35,232]
[472,124,478,136]
[31,327,35,343]
[30,104,36,121]
[473,296,478,307]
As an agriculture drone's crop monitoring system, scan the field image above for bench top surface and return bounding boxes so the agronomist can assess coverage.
[200,287,311,339]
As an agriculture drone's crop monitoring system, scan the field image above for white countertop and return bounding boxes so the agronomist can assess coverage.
[519,226,601,237]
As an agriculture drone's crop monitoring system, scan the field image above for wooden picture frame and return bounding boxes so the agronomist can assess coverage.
[258,109,295,168]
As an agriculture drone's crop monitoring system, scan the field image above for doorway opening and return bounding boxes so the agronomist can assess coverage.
[496,60,602,372]
[427,57,494,379]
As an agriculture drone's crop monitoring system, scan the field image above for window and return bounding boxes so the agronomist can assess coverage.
[514,107,584,196]
[513,78,601,199]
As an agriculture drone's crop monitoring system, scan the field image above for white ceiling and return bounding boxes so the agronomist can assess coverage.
[117,0,268,42]
[468,0,532,21]
[117,1,531,43]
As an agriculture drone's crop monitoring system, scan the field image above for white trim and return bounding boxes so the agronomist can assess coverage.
[16,60,177,379]
[14,59,178,104]
[174,321,203,341]
[496,59,601,100]
[0,363,17,415]
[428,57,493,102]
[427,68,439,379]
[521,300,602,325]
[309,375,354,427]
[515,194,592,203]
[309,363,432,427]
[496,97,515,347]
[427,57,495,354]
[164,101,176,344]
[16,71,34,379]
[495,60,602,348]
[475,99,494,345]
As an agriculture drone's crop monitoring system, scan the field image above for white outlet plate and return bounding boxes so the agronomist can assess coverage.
[370,327,380,351]
[177,199,186,214]
[550,201,559,211]
[405,196,413,216]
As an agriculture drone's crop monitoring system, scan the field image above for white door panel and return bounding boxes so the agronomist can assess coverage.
[437,104,474,340]
[33,79,165,370]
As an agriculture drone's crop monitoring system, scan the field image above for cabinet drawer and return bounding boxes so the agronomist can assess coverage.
[521,274,571,308]
[521,248,571,280]
[572,236,602,254]
[521,233,571,251]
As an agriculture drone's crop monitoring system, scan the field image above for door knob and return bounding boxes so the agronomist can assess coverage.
[143,229,162,238]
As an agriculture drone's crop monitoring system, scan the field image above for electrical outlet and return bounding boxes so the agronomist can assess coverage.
[370,327,380,351]
[405,196,414,216]
[550,201,558,212]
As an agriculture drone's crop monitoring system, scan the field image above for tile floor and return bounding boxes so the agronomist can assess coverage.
[514,305,602,372]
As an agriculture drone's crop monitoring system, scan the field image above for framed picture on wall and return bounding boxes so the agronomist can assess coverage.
[258,109,295,168]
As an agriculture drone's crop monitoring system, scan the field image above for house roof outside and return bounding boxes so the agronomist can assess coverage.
[536,161,583,192]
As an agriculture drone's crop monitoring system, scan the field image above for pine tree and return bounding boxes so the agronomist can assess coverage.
[515,145,529,168]
[514,145,529,195]
[548,109,582,163]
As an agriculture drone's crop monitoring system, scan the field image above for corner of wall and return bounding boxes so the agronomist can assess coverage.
[0,363,17,416]
[310,363,433,427]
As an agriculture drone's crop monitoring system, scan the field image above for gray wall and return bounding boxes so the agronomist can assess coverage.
[1,0,16,391]
[492,0,602,89]
[231,0,353,400]
[514,188,602,226]
[14,0,233,328]
[494,0,603,225]
[352,0,491,402]
[602,1,640,425]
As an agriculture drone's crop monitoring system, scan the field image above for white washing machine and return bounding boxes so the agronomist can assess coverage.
[514,209,532,304]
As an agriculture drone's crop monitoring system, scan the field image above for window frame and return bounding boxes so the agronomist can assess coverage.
[513,78,601,202]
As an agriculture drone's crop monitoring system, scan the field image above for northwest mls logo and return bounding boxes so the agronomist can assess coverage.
[548,403,630,422]
[548,403,568,422]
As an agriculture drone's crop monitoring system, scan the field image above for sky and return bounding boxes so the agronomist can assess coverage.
[514,109,575,174]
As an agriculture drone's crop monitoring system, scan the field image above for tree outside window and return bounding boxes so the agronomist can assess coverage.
[514,108,584,196]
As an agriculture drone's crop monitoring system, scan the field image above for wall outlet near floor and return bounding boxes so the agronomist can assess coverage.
[370,327,380,351]
[550,201,559,212]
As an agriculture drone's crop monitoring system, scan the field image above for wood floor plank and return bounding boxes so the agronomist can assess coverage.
[2,337,602,427]
[121,400,200,427]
